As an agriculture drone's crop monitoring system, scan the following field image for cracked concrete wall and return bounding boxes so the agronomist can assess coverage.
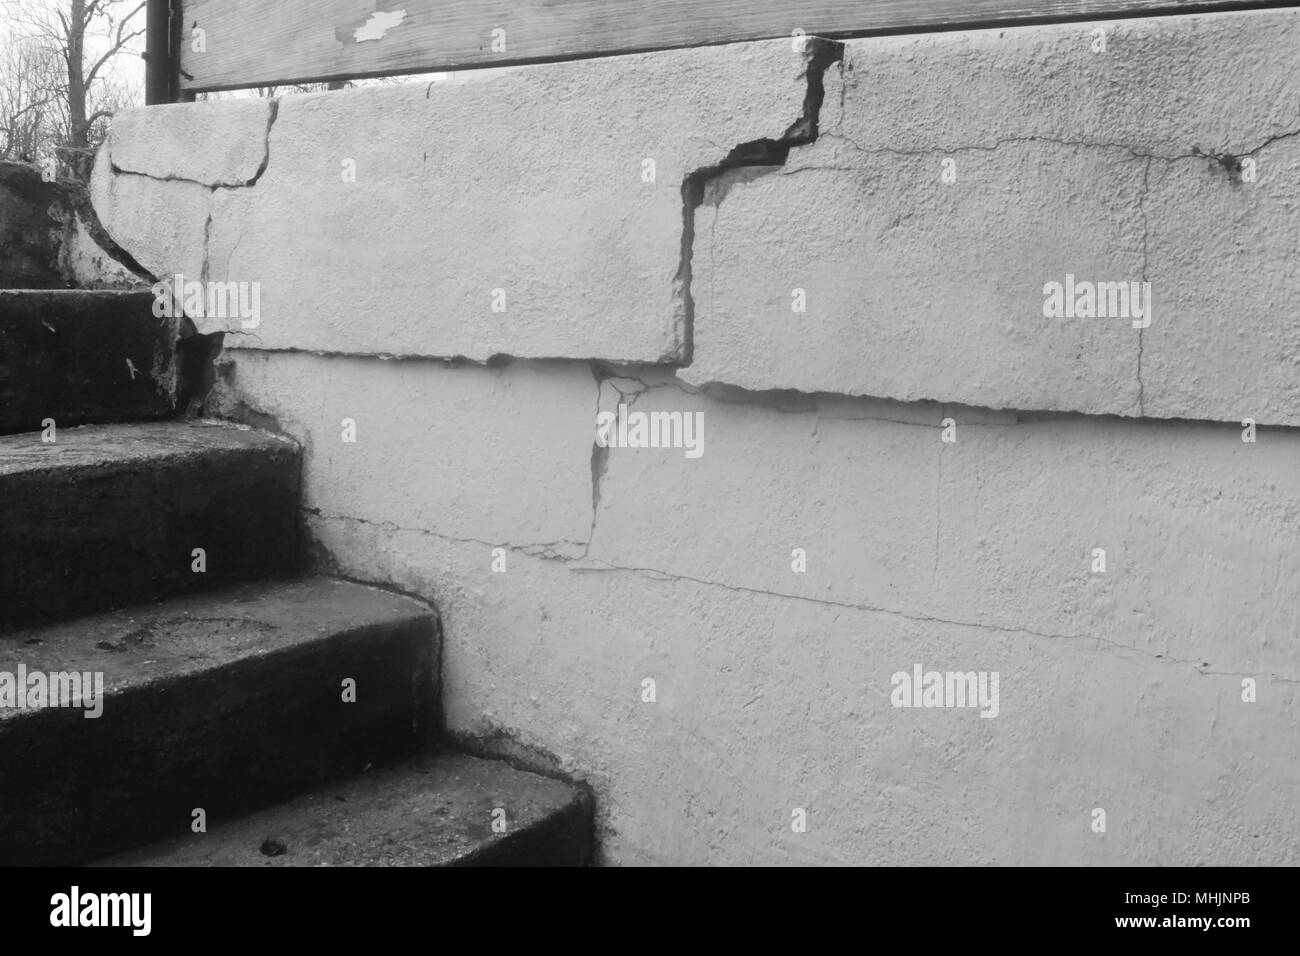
[684,10,1300,424]
[209,353,1300,865]
[91,41,830,361]
[105,8,1300,864]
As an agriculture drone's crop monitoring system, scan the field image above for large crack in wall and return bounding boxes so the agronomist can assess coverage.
[673,38,844,366]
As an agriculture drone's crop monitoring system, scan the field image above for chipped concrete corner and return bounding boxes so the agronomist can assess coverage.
[91,100,280,306]
[97,9,1300,865]
[0,160,150,289]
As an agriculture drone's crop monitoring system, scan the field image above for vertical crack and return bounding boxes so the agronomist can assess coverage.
[200,211,213,284]
[587,363,611,555]
[933,404,944,581]
[836,57,847,131]
[245,98,280,187]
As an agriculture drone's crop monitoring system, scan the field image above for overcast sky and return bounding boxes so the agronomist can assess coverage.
[1,0,146,91]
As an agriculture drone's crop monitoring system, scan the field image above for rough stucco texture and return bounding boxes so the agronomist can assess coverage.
[107,8,1300,865]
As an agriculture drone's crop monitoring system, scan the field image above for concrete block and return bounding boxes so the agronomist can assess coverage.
[683,10,1300,424]
[91,145,210,282]
[107,100,274,187]
[208,350,595,552]
[586,378,1300,679]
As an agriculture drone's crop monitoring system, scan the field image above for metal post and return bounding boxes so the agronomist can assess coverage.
[144,0,174,104]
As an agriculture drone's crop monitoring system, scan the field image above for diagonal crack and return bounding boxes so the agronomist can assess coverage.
[564,557,1300,685]
[309,506,1300,685]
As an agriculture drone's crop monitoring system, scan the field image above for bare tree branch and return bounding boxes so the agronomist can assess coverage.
[86,19,146,85]
[0,0,145,169]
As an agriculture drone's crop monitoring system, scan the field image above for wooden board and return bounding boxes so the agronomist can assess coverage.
[177,0,1269,93]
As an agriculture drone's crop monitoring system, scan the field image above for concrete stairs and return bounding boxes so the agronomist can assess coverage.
[0,290,593,866]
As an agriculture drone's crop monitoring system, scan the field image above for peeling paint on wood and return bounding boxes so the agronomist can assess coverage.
[353,10,408,44]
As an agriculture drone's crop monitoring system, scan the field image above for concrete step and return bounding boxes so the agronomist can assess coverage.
[0,290,191,436]
[0,420,299,631]
[96,752,593,867]
[0,577,438,865]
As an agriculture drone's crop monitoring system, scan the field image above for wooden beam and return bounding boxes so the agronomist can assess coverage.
[177,0,1272,93]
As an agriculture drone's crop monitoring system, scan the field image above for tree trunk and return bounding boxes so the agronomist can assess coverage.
[67,0,89,151]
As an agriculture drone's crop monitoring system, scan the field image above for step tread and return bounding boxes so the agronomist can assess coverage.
[97,753,592,867]
[0,419,301,630]
[0,577,430,711]
[0,577,437,864]
[0,419,295,476]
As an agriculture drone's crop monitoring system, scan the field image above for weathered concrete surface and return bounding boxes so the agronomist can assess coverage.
[99,752,592,867]
[208,350,594,551]
[0,291,183,434]
[84,4,1299,867]
[0,577,437,865]
[92,39,835,360]
[310,507,1300,867]
[0,421,300,630]
[108,100,275,187]
[216,350,1300,865]
[91,157,210,281]
[0,161,141,289]
[92,9,1300,421]
[0,162,68,288]
[587,374,1300,683]
[682,9,1300,425]
[86,102,273,273]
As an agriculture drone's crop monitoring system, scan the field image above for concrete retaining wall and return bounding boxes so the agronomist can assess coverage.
[94,8,1300,864]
